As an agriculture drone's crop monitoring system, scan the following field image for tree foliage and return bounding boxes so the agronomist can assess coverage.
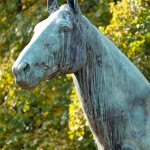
[0,0,149,149]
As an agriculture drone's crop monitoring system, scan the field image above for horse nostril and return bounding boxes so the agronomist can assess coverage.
[18,62,30,73]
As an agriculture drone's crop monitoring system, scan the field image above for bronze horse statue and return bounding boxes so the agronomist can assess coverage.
[12,0,150,149]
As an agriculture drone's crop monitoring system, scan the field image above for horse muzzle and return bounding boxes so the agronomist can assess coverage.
[12,61,36,90]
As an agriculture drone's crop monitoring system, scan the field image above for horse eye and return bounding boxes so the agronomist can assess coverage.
[61,26,70,33]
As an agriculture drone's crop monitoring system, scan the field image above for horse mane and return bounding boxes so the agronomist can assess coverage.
[73,15,150,148]
[74,14,150,121]
[80,16,150,101]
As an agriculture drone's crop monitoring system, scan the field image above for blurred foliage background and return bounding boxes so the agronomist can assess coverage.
[0,0,149,149]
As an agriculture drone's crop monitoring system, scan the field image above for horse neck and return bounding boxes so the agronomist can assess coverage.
[73,16,150,109]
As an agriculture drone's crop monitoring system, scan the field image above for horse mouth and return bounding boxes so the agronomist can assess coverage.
[13,64,59,90]
[16,80,36,90]
[15,76,38,90]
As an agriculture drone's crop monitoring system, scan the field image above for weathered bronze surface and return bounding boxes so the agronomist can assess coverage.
[12,0,150,149]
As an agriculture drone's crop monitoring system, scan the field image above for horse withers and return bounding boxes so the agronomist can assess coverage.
[12,0,150,149]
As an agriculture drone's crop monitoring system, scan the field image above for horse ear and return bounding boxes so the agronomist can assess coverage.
[47,0,59,14]
[67,0,82,15]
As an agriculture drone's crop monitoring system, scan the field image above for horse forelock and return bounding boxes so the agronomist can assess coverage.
[57,4,82,26]
[60,4,70,10]
[58,4,73,17]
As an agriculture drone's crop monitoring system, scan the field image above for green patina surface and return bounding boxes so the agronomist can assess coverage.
[12,0,150,149]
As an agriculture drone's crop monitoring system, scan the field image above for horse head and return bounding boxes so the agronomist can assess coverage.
[12,0,87,90]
